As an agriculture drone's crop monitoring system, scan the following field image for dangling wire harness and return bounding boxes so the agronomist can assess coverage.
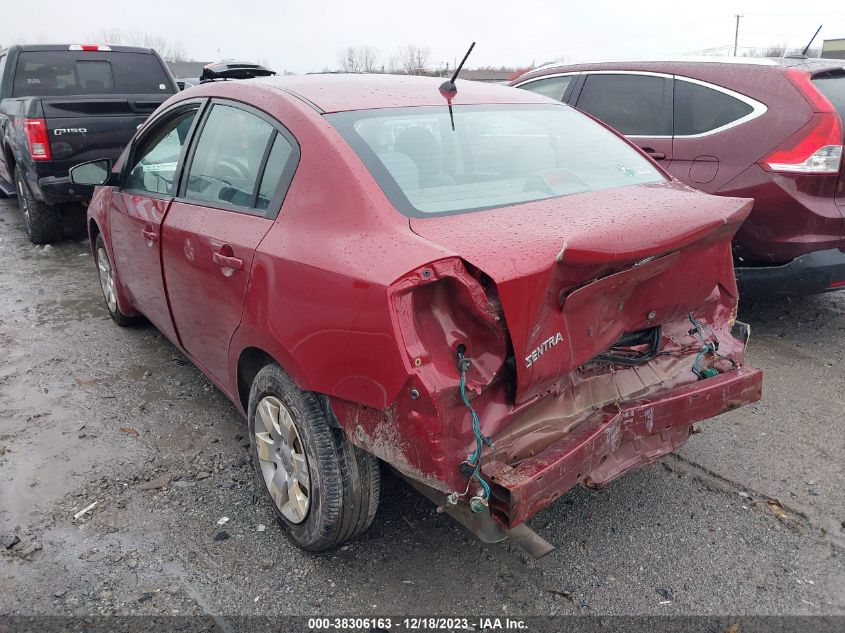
[689,314,720,379]
[446,349,491,512]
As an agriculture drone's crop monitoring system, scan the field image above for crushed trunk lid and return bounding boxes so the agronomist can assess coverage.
[408,182,753,403]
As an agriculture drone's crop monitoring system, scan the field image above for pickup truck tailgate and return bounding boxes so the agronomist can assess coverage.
[41,95,166,170]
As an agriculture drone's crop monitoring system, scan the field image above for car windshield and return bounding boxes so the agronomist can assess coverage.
[326,104,665,217]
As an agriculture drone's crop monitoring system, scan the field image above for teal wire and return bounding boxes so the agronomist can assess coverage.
[458,352,491,498]
[689,314,715,377]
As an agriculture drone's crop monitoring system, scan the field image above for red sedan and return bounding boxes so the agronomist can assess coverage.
[70,74,762,551]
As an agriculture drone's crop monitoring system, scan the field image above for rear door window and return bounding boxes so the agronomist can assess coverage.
[517,76,574,102]
[813,75,845,123]
[673,79,754,136]
[11,51,173,97]
[576,74,672,136]
[184,104,276,212]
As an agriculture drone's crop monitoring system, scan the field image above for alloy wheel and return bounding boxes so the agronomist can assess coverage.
[254,395,311,523]
[96,247,117,314]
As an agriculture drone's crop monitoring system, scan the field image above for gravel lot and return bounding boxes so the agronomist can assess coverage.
[0,196,843,619]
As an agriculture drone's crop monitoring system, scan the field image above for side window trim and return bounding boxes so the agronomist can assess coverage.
[566,72,586,104]
[176,97,301,220]
[562,72,581,103]
[672,75,767,139]
[120,98,208,198]
[250,130,278,207]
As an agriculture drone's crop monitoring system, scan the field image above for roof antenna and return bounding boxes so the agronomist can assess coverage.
[801,24,822,56]
[787,25,822,59]
[440,41,475,131]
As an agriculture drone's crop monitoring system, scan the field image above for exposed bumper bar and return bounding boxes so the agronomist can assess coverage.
[484,366,763,528]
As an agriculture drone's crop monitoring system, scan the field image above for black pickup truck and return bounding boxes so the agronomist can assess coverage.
[0,44,178,243]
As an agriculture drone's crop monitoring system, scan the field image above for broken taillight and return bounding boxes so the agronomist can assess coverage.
[23,118,51,161]
[390,259,507,390]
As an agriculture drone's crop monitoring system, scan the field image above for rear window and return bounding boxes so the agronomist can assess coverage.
[813,74,845,123]
[674,80,755,136]
[327,104,665,217]
[12,51,174,97]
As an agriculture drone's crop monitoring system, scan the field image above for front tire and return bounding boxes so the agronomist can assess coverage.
[94,234,136,326]
[15,167,62,244]
[248,363,380,551]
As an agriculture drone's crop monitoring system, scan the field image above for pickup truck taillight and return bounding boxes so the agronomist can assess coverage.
[23,118,52,161]
[761,69,844,175]
[68,44,112,51]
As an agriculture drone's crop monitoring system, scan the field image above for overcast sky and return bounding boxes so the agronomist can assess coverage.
[2,0,845,73]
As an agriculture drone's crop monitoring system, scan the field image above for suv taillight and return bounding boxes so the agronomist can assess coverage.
[761,69,844,175]
[761,113,843,174]
[23,118,51,161]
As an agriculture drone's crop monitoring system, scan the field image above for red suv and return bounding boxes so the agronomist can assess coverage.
[512,58,845,297]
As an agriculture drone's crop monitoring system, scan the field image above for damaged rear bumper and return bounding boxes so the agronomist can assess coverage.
[483,366,763,528]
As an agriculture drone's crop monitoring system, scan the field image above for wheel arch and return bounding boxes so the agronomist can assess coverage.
[234,344,340,428]
[236,346,278,412]
[3,143,15,179]
[88,218,100,256]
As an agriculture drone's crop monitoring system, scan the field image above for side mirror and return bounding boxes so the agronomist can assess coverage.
[69,159,115,186]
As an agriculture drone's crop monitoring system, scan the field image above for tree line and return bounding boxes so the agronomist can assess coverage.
[337,44,433,74]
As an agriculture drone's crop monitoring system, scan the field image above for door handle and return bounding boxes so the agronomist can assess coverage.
[642,147,667,160]
[213,252,243,271]
[142,228,158,243]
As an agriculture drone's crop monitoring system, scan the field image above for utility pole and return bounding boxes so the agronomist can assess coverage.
[733,14,743,56]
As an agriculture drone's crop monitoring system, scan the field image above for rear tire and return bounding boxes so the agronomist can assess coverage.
[95,234,137,326]
[248,363,380,551]
[14,167,62,244]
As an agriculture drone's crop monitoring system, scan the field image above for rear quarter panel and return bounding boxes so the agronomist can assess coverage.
[224,86,453,411]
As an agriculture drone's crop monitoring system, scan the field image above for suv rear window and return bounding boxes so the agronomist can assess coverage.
[813,74,845,123]
[12,51,174,97]
[327,104,665,217]
[674,79,754,135]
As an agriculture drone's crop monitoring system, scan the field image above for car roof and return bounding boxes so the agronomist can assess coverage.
[517,56,845,82]
[251,73,553,113]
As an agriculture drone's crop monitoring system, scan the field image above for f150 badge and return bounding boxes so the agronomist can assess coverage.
[525,332,564,368]
[53,128,87,135]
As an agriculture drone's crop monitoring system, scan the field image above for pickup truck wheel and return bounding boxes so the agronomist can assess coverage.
[248,364,380,551]
[14,167,62,244]
[95,234,136,326]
